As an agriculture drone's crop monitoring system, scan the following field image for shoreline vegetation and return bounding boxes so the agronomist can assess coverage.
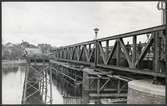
[2,59,27,69]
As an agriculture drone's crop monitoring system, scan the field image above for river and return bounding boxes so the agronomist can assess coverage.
[2,65,64,104]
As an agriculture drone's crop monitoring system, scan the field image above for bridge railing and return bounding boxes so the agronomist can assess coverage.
[53,25,166,78]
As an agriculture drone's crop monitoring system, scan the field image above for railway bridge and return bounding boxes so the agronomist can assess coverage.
[22,25,166,104]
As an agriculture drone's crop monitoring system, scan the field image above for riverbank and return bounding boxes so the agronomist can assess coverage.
[2,60,27,69]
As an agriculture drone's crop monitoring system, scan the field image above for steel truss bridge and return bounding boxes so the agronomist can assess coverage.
[22,25,166,104]
[52,25,165,78]
[49,25,166,104]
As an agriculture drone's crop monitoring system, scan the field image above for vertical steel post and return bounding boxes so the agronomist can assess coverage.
[95,40,98,67]
[41,73,44,99]
[97,77,101,104]
[39,79,41,94]
[89,44,91,53]
[154,31,160,72]
[132,36,137,68]
[153,32,160,83]
[116,39,120,66]
[49,64,53,104]
[106,40,109,58]
[117,80,120,95]
[44,68,47,103]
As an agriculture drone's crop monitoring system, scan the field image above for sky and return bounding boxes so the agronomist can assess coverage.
[2,2,162,47]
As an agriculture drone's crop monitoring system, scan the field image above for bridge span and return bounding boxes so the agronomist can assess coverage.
[52,25,165,78]
[22,25,166,104]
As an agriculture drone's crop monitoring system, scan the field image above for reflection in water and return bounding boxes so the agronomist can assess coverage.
[2,66,25,104]
[2,67,18,75]
[51,71,83,104]
[2,65,64,104]
[51,81,64,104]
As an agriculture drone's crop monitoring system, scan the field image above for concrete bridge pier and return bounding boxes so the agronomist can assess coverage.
[127,79,165,104]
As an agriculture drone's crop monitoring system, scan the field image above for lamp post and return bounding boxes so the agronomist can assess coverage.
[94,28,100,104]
[94,28,99,39]
[94,27,100,104]
[157,1,166,24]
[94,28,99,68]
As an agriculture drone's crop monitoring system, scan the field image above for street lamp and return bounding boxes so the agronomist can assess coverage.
[94,28,101,104]
[93,28,99,68]
[157,1,166,24]
[94,28,99,39]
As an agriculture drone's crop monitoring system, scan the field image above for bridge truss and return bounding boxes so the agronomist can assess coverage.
[53,25,166,79]
[50,25,165,104]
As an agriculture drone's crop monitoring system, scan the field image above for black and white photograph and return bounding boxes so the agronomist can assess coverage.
[2,1,166,104]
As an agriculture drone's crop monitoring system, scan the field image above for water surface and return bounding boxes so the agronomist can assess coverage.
[2,65,63,104]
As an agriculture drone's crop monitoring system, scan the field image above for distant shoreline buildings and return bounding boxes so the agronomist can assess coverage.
[2,41,55,60]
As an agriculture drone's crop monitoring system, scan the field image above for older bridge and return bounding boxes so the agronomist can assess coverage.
[21,25,166,104]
